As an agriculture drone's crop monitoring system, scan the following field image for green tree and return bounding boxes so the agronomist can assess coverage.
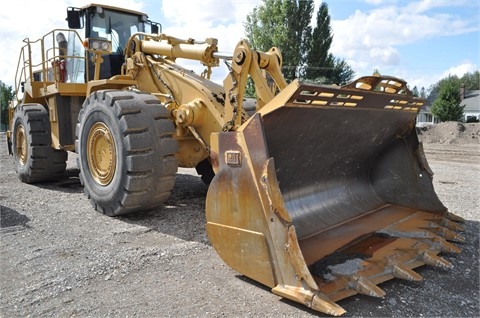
[430,78,464,122]
[330,56,355,85]
[420,87,427,99]
[412,86,419,97]
[460,70,480,90]
[428,71,478,96]
[244,0,354,84]
[0,83,14,131]
[245,0,313,81]
[304,2,333,80]
[304,3,354,84]
[429,75,460,96]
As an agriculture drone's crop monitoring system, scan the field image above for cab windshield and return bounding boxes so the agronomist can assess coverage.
[87,8,147,54]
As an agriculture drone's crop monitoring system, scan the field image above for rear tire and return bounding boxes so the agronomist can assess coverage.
[11,104,67,183]
[76,90,178,216]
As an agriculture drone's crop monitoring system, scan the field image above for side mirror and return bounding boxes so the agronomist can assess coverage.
[67,7,83,29]
[149,22,162,34]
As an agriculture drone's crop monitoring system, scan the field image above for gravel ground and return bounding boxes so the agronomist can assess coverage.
[0,131,479,317]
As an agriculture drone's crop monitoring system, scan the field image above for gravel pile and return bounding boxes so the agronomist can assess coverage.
[417,122,480,144]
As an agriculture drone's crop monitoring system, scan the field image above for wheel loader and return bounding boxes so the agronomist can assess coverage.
[6,3,465,316]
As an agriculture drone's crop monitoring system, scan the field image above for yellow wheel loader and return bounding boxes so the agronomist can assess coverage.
[7,4,464,316]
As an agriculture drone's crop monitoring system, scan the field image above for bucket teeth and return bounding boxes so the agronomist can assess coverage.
[272,285,346,317]
[421,250,452,269]
[423,225,465,243]
[392,264,423,281]
[446,211,466,223]
[435,227,466,243]
[350,276,386,298]
[440,218,465,231]
[432,237,462,254]
[311,295,347,317]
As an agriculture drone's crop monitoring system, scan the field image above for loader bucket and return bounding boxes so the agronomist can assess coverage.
[205,76,464,316]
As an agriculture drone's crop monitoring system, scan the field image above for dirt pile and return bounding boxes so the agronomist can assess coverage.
[417,122,480,144]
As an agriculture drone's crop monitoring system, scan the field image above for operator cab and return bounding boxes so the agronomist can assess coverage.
[66,4,160,80]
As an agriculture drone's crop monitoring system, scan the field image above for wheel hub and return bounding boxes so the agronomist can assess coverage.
[15,124,27,165]
[87,122,116,185]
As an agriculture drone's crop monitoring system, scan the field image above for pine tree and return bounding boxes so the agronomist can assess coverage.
[420,87,426,99]
[304,3,333,81]
[431,78,464,122]
[412,86,419,97]
[244,0,313,81]
[0,83,14,131]
[244,0,354,84]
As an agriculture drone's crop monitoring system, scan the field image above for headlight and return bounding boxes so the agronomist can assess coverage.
[101,42,110,51]
[91,41,100,50]
[88,38,112,53]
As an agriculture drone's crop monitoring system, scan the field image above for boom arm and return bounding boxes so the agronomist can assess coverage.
[126,33,287,131]
[124,33,288,167]
[222,40,287,131]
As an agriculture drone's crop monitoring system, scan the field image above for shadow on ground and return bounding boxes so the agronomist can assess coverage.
[0,205,31,233]
[119,172,210,244]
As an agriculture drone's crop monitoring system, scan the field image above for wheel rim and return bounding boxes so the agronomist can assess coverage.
[15,124,28,165]
[87,122,116,185]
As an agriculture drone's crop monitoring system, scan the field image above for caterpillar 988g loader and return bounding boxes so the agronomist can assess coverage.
[7,3,464,316]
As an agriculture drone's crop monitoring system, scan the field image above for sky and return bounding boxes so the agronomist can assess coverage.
[0,0,479,92]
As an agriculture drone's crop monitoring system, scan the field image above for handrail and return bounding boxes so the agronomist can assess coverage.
[13,29,87,105]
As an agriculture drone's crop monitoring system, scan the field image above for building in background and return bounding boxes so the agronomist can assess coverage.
[416,85,480,127]
[460,84,480,123]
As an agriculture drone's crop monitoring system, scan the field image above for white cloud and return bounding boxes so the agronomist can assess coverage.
[369,46,400,65]
[365,0,385,5]
[440,62,479,79]
[160,0,259,50]
[405,0,466,14]
[400,62,478,91]
[159,0,260,83]
[330,0,479,77]
[162,0,237,28]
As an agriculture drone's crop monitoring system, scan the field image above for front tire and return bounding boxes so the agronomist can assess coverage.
[11,104,67,183]
[76,90,178,216]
